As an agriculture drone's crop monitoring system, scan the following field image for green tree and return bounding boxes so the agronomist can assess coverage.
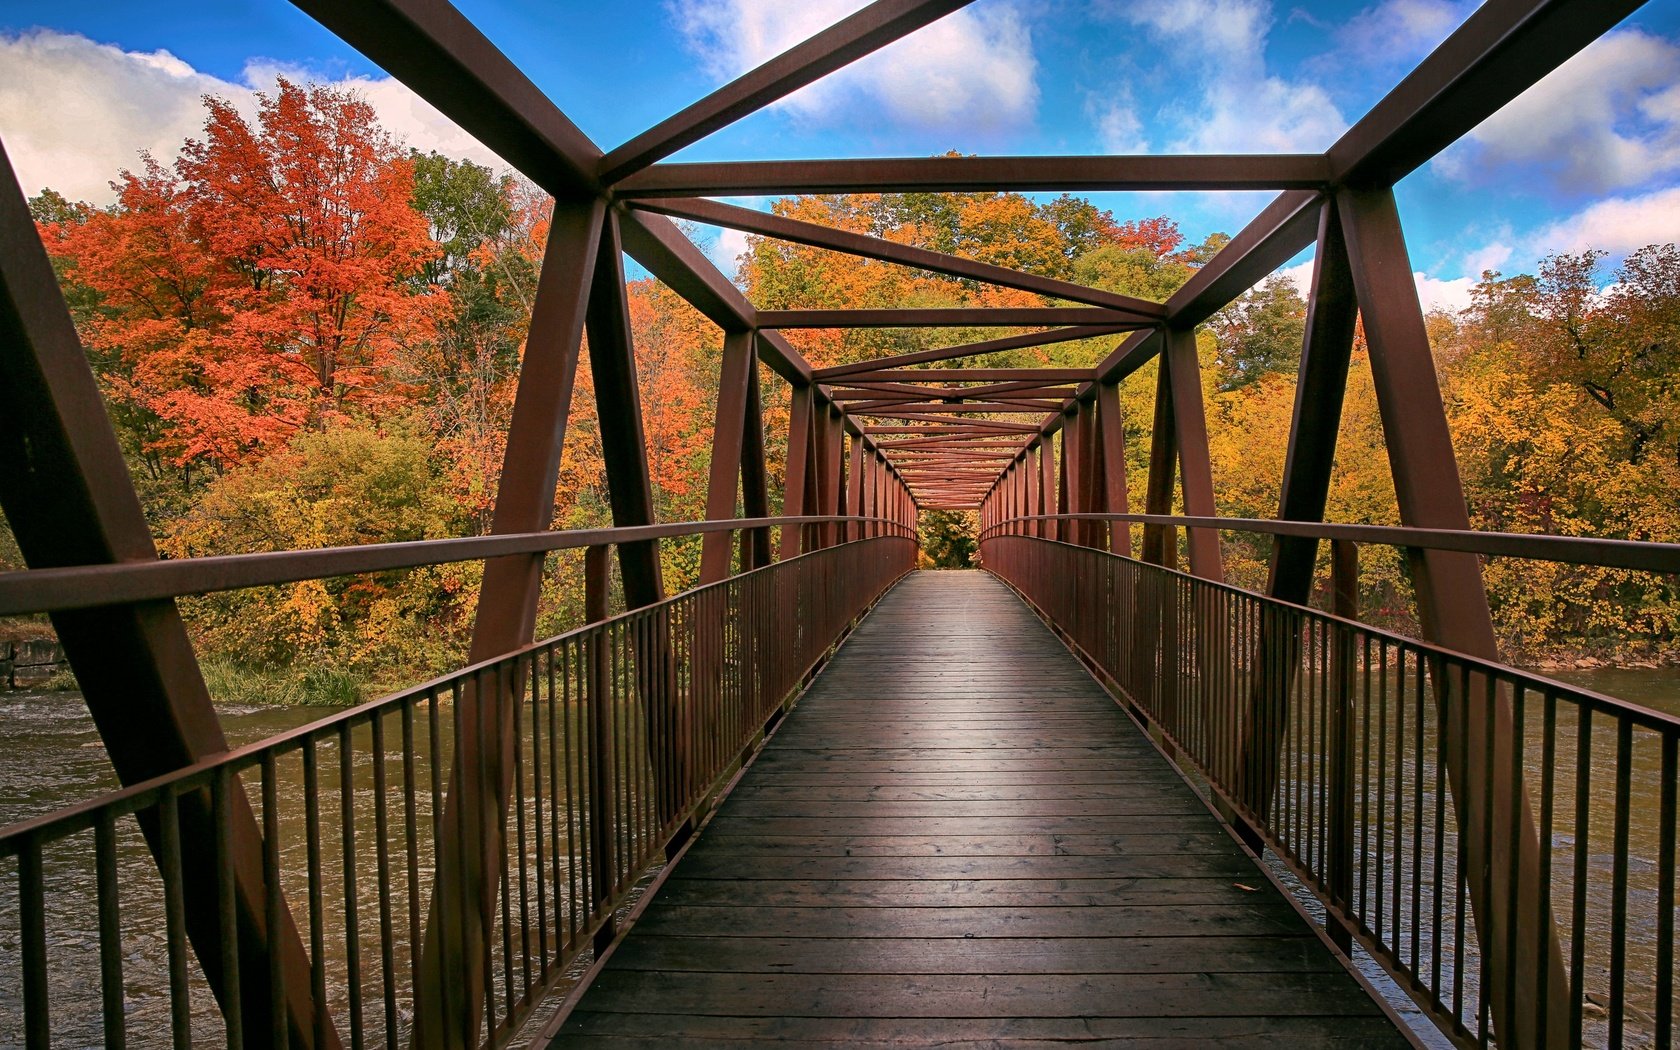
[1210,274,1307,391]
[920,510,977,568]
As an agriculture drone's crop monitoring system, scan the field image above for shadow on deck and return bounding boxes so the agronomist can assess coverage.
[543,570,1409,1048]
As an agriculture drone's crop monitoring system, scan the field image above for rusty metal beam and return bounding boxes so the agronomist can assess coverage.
[1163,328,1222,580]
[1328,0,1649,189]
[598,0,972,183]
[700,330,755,584]
[1096,381,1132,556]
[633,197,1165,316]
[843,368,1094,383]
[740,358,773,568]
[1340,184,1568,1048]
[1267,201,1357,603]
[814,326,1127,379]
[289,0,599,196]
[780,385,815,559]
[587,212,664,607]
[613,153,1333,197]
[759,308,1150,329]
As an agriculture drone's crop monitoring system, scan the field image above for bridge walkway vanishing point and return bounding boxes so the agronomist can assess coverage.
[545,571,1410,1047]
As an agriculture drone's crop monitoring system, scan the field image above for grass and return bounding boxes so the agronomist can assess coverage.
[200,659,365,707]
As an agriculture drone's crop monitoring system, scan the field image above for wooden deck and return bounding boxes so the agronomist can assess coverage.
[546,570,1408,1048]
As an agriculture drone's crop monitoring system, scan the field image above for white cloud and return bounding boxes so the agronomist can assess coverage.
[1103,0,1346,153]
[1436,28,1680,195]
[1524,186,1680,259]
[1093,90,1148,154]
[1332,0,1474,70]
[1413,273,1476,314]
[705,226,752,279]
[1463,241,1514,279]
[0,30,507,205]
[1278,258,1316,294]
[670,0,1037,134]
[1276,256,1474,315]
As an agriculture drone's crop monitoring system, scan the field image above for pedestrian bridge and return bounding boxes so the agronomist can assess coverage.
[547,570,1408,1047]
[1,1,1675,1048]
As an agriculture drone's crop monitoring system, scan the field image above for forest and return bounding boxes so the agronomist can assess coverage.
[5,80,1678,703]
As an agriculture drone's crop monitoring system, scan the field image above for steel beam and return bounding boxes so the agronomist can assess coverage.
[613,153,1333,197]
[1267,201,1357,603]
[634,197,1165,316]
[1163,328,1222,580]
[598,0,972,182]
[740,359,773,568]
[844,368,1094,383]
[1141,356,1178,569]
[587,213,665,607]
[1328,0,1650,189]
[814,326,1128,379]
[759,308,1149,329]
[700,330,756,584]
[1096,381,1132,556]
[290,0,599,196]
[1341,184,1568,1049]
[780,386,815,559]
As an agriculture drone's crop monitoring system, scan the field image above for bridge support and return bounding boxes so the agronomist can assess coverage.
[1340,186,1569,1048]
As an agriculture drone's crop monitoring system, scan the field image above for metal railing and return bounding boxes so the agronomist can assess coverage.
[0,522,917,1048]
[982,525,1677,1050]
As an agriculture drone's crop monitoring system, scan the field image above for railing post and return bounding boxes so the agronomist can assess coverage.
[1325,538,1359,952]
[584,544,617,957]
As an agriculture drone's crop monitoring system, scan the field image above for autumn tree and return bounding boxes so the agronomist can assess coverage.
[39,80,443,472]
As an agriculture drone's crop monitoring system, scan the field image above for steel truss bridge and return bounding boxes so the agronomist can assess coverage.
[1,1,1676,1047]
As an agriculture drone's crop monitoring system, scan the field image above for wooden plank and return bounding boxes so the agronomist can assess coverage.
[558,1013,1407,1047]
[574,970,1388,1017]
[604,933,1337,973]
[544,571,1405,1047]
[655,877,1287,908]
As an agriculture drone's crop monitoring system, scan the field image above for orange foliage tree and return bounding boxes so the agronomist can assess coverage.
[40,80,443,470]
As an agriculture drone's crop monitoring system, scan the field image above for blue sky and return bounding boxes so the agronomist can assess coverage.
[2,0,1678,311]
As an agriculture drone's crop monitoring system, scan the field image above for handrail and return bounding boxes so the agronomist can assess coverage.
[0,532,920,1045]
[0,514,915,616]
[981,512,1680,574]
[982,533,1680,1049]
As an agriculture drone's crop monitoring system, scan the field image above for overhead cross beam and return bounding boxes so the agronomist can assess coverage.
[613,153,1333,197]
[631,197,1166,316]
[758,307,1151,329]
[812,325,1128,379]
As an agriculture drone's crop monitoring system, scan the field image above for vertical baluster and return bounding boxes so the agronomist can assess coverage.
[339,723,363,1050]
[512,657,533,1000]
[260,753,288,1050]
[1534,691,1556,1050]
[161,790,193,1048]
[1657,731,1676,1047]
[1565,705,1592,1048]
[531,649,550,977]
[19,835,50,1050]
[370,715,397,1049]
[1608,718,1633,1046]
[95,813,126,1049]
[214,765,243,1048]
[401,703,421,1016]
